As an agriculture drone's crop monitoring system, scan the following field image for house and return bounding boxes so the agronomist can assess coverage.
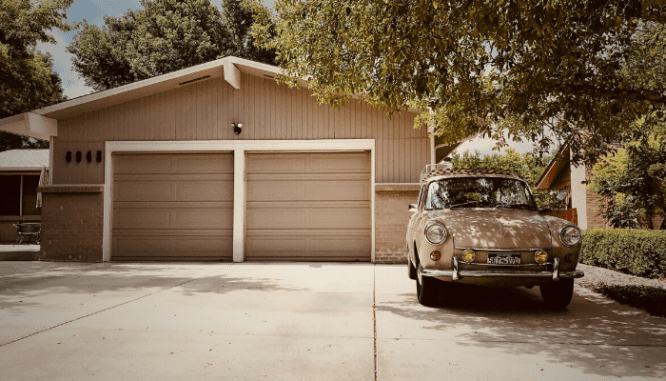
[0,56,451,263]
[536,144,640,229]
[0,149,49,242]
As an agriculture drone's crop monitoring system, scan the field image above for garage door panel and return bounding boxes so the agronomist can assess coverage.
[114,209,172,229]
[113,237,232,260]
[247,207,370,230]
[175,181,234,201]
[248,180,369,201]
[173,208,233,229]
[112,153,233,261]
[113,238,171,254]
[246,154,308,172]
[247,236,370,255]
[246,152,370,261]
[115,181,173,202]
[175,155,233,174]
[308,153,370,172]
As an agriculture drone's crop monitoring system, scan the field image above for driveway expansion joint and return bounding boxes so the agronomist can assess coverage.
[0,275,205,348]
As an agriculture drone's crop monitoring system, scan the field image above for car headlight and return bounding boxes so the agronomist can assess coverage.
[559,225,582,247]
[424,222,447,245]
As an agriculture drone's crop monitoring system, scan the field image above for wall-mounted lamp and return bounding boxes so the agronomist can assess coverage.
[232,123,243,135]
[86,151,92,163]
[75,151,82,163]
[66,151,72,163]
[96,151,102,163]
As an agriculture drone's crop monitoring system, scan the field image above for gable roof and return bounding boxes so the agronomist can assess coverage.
[0,149,49,171]
[0,56,281,140]
[535,143,570,190]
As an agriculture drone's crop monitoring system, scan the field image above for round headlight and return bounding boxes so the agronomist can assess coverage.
[534,250,548,263]
[424,222,447,244]
[559,225,582,247]
[462,249,476,263]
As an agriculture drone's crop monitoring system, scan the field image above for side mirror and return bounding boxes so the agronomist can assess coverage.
[409,204,417,211]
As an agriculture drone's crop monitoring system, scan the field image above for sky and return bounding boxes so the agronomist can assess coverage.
[35,0,553,157]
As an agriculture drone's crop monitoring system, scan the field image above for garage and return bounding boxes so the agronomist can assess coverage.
[111,152,234,261]
[245,152,372,262]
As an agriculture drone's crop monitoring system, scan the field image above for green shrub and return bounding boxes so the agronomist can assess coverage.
[595,285,666,318]
[580,229,666,278]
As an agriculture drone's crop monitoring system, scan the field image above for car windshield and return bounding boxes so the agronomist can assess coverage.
[425,177,537,210]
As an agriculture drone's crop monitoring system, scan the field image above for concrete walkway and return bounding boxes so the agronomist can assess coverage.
[0,244,39,261]
[1,262,665,380]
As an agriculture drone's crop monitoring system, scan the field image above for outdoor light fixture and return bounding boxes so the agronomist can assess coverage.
[66,151,72,163]
[86,151,92,163]
[232,123,242,135]
[75,151,82,163]
[96,151,102,163]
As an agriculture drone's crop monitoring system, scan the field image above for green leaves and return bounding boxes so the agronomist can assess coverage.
[68,0,277,91]
[591,126,666,229]
[260,0,666,164]
[0,0,70,119]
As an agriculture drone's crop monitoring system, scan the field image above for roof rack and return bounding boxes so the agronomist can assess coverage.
[420,164,517,181]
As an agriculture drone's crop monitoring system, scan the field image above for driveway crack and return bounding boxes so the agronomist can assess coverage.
[0,276,202,348]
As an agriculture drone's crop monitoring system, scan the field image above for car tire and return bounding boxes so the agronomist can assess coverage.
[408,256,417,280]
[416,265,439,306]
[540,278,574,309]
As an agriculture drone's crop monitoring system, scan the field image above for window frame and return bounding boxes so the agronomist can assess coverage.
[0,173,42,217]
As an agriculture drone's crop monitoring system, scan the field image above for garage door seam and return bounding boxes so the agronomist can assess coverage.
[0,276,203,348]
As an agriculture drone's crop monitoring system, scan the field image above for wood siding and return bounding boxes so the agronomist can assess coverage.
[54,75,429,185]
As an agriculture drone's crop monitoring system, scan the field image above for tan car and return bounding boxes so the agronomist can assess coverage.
[406,165,584,308]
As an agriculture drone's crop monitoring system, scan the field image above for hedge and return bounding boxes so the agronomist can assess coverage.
[580,229,666,278]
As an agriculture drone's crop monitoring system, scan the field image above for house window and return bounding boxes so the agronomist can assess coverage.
[0,175,41,216]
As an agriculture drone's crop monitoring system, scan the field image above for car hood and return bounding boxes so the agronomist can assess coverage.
[428,208,553,250]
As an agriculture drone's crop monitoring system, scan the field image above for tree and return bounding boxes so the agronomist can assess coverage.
[252,0,666,164]
[449,148,555,209]
[68,0,277,92]
[0,0,71,150]
[222,0,276,64]
[590,128,666,229]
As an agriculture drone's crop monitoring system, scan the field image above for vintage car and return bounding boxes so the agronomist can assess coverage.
[406,165,584,308]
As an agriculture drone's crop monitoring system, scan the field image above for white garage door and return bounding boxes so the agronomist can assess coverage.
[246,152,371,261]
[112,153,233,261]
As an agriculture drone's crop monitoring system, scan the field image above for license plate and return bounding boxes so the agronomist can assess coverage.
[487,252,521,265]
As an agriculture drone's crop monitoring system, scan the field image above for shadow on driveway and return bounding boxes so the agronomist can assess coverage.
[376,282,666,379]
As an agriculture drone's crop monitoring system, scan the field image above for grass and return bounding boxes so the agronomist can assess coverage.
[595,285,666,318]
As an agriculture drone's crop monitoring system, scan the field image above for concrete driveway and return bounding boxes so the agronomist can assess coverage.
[1,262,664,380]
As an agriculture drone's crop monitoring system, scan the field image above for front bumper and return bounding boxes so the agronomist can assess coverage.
[421,258,584,282]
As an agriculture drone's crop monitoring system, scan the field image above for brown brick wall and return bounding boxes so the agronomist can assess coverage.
[39,188,104,262]
[375,190,419,264]
[585,186,608,229]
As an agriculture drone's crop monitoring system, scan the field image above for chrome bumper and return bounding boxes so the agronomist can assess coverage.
[421,258,584,282]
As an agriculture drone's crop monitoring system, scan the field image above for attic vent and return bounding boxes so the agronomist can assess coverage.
[178,75,211,86]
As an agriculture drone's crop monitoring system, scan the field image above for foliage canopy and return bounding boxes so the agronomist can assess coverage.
[0,0,71,150]
[253,0,666,163]
[590,128,666,229]
[68,0,276,91]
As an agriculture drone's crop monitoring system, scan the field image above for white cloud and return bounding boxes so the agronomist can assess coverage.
[36,30,94,100]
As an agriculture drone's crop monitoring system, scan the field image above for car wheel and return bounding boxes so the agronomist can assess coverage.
[416,265,439,306]
[408,256,417,280]
[540,278,574,309]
